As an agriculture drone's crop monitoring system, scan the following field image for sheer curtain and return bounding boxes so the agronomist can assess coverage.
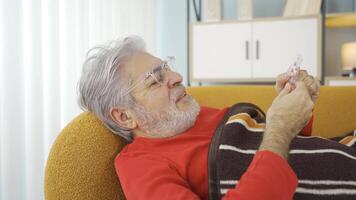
[0,0,155,199]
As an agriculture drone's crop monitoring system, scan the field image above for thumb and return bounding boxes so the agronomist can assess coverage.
[275,72,291,92]
[278,82,293,97]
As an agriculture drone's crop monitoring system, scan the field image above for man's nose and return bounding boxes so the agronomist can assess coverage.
[166,71,183,88]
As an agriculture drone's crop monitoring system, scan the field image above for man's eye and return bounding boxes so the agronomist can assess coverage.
[154,72,163,82]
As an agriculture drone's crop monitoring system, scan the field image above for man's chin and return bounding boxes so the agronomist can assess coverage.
[135,95,201,139]
[145,118,197,139]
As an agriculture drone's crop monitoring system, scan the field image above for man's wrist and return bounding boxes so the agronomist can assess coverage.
[259,127,293,159]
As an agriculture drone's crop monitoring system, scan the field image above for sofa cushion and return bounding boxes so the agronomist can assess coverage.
[187,85,356,138]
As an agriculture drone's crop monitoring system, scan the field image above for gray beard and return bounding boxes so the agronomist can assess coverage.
[132,95,200,138]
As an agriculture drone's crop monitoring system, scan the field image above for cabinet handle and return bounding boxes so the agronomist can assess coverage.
[245,40,249,60]
[256,40,260,60]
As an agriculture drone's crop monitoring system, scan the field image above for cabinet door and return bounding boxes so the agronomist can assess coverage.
[191,23,252,80]
[252,18,320,78]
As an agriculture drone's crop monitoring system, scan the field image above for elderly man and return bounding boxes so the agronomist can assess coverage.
[78,36,337,200]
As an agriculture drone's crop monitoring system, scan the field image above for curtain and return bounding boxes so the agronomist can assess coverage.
[0,0,155,199]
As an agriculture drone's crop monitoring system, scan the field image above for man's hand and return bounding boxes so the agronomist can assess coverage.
[275,70,320,102]
[260,81,314,159]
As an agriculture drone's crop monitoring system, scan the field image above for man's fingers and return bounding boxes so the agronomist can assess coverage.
[278,72,291,83]
[295,81,315,105]
[294,81,310,96]
[303,75,314,85]
[297,70,308,81]
[311,94,319,102]
[275,72,291,92]
[303,75,320,97]
[295,81,308,90]
[278,82,293,97]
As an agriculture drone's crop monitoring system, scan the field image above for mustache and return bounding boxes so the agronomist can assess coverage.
[170,84,186,102]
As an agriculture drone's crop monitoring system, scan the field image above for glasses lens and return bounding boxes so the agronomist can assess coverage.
[151,69,163,85]
[166,56,175,71]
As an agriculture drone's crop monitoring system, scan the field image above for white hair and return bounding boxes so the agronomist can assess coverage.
[78,36,145,141]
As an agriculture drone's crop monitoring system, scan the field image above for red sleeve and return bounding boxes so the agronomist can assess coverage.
[222,150,298,200]
[300,114,314,136]
[116,151,297,200]
[115,154,201,200]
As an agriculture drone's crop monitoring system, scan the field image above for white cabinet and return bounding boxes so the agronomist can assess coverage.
[325,77,356,86]
[190,16,321,82]
[252,18,320,78]
[191,22,252,80]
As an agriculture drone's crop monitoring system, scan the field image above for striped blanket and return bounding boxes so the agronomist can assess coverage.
[208,103,356,200]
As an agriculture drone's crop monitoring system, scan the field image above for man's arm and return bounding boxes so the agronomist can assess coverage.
[116,152,297,200]
[260,81,314,159]
[223,150,298,200]
[116,155,202,200]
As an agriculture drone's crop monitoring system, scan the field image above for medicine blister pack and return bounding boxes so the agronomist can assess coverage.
[288,55,302,85]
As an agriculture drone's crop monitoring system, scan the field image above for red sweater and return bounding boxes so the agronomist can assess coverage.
[115,106,298,200]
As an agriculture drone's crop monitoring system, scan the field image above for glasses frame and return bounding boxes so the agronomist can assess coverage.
[121,56,176,97]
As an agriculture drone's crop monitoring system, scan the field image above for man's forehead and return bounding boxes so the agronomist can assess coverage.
[124,52,162,80]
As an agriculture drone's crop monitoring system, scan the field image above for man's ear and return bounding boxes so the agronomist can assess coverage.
[109,107,137,130]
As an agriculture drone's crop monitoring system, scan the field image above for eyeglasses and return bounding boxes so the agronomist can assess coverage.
[121,56,176,97]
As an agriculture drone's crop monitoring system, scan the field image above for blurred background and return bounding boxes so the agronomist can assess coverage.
[0,0,356,199]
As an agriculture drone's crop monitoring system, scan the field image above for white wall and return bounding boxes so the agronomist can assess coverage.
[155,0,189,85]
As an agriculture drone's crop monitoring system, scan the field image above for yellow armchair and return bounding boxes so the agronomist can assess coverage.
[44,86,356,200]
